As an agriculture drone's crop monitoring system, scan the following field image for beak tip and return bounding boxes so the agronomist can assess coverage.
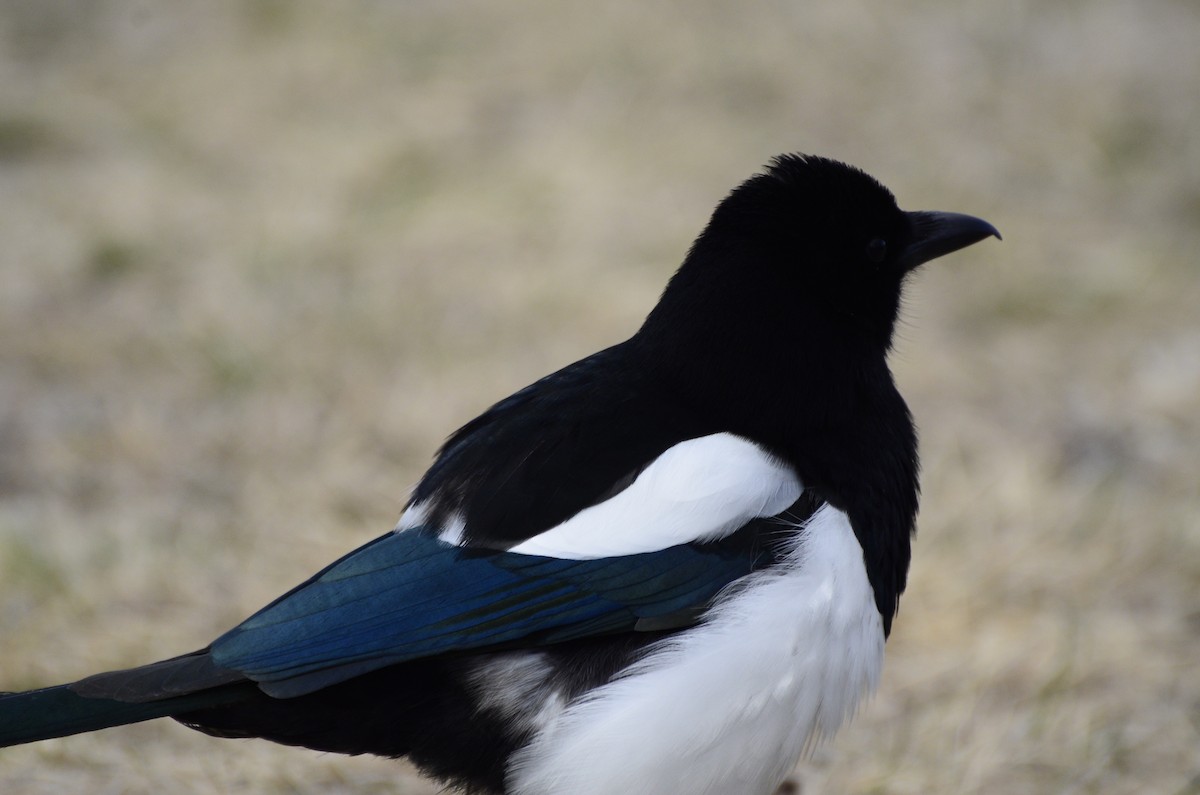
[900,210,1001,270]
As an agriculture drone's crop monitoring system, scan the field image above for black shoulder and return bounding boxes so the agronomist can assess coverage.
[409,342,713,547]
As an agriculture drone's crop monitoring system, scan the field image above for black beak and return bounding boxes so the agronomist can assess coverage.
[897,211,1001,272]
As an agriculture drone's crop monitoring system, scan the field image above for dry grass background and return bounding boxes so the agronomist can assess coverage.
[1,1,1197,793]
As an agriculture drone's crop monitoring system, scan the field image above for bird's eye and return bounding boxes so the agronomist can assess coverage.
[865,238,888,264]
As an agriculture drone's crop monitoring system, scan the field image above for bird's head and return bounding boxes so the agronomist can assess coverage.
[640,154,1000,361]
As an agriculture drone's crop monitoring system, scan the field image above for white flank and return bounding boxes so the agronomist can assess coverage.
[506,504,885,795]
[508,433,803,559]
[468,652,567,736]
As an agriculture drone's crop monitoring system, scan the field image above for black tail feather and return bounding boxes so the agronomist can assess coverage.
[1,649,253,748]
[70,649,246,702]
[0,681,253,747]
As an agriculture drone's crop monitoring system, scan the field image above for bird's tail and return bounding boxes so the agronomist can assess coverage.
[0,650,252,748]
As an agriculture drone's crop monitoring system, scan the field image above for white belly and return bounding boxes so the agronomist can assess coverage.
[508,504,885,795]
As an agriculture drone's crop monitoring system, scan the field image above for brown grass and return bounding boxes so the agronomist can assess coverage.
[2,1,1198,793]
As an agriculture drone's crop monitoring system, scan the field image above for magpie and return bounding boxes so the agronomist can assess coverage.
[0,154,998,794]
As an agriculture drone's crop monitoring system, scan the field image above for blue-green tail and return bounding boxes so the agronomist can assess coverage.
[0,653,253,748]
[0,685,208,746]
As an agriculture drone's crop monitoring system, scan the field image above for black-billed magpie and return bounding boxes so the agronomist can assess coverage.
[0,154,998,794]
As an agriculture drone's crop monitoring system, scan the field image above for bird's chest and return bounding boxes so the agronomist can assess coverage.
[507,504,885,795]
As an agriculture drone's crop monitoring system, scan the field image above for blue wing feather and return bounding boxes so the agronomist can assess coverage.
[211,525,774,698]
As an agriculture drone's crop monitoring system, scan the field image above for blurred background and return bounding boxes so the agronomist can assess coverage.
[1,1,1197,793]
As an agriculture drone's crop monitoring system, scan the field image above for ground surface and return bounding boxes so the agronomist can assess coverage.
[1,2,1197,793]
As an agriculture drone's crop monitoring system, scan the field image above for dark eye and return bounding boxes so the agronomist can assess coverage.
[865,238,888,264]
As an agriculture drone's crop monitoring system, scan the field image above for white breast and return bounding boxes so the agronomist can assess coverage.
[506,504,885,795]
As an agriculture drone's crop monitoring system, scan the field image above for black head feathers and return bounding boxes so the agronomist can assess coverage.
[641,154,998,358]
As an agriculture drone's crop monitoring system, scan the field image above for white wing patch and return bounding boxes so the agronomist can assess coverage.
[507,504,885,795]
[394,500,428,532]
[394,500,467,545]
[507,432,803,559]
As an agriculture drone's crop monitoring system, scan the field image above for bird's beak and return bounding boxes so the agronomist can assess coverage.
[896,211,1001,272]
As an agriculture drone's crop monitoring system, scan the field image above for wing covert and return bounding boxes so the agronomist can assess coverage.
[211,523,782,699]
